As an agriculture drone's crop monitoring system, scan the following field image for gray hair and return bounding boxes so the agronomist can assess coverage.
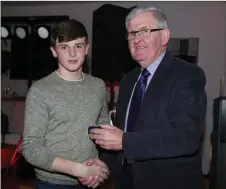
[125,6,168,29]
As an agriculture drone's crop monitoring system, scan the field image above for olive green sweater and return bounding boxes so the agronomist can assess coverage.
[22,71,109,185]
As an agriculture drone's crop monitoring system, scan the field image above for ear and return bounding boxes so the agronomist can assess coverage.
[85,44,89,55]
[50,46,57,58]
[161,29,170,46]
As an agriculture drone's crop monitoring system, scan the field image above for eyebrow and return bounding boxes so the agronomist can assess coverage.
[139,26,149,30]
[129,26,149,33]
[58,43,85,47]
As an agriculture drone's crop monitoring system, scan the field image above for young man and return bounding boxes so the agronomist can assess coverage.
[22,19,109,189]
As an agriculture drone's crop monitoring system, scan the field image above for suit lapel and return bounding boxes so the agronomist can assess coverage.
[118,53,174,131]
[137,53,173,124]
[119,68,140,130]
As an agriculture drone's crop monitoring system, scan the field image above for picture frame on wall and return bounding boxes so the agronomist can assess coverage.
[167,38,199,64]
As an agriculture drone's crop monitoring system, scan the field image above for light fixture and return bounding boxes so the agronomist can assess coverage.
[1,25,10,38]
[36,25,50,39]
[14,25,28,39]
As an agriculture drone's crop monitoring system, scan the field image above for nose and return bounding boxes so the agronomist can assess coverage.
[69,47,76,57]
[133,35,142,44]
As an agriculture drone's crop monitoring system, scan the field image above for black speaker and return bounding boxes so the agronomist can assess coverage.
[210,96,226,189]
[91,4,138,82]
[10,29,30,79]
[32,25,57,80]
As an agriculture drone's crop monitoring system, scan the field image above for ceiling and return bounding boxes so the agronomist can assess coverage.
[1,1,92,7]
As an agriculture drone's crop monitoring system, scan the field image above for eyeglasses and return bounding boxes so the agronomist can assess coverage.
[126,28,164,40]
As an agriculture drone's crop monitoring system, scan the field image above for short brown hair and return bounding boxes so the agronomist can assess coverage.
[51,19,88,46]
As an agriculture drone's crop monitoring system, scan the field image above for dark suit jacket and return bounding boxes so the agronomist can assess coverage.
[102,52,207,189]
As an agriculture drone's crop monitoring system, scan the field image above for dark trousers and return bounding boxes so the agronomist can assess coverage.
[119,161,136,189]
[34,179,89,189]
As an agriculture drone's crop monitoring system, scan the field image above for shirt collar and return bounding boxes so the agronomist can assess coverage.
[145,51,166,75]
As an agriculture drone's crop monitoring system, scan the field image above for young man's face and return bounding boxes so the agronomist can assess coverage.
[50,37,89,73]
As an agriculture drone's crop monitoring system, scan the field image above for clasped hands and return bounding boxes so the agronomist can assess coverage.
[79,124,123,188]
[78,158,109,188]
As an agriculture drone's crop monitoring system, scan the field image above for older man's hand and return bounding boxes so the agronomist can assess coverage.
[90,124,124,150]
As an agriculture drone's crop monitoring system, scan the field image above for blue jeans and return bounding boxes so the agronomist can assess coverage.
[34,179,89,189]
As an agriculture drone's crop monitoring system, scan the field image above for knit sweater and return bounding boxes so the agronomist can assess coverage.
[21,71,110,185]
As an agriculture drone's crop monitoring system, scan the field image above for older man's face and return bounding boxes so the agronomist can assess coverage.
[127,12,169,68]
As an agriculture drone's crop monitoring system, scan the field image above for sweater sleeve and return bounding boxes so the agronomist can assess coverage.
[21,85,56,171]
[97,81,110,125]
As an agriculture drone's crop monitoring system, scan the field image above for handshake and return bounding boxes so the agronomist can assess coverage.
[78,158,109,188]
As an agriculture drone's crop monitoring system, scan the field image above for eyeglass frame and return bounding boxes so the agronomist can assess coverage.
[126,28,164,40]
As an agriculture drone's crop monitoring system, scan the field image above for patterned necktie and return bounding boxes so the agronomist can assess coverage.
[127,69,150,132]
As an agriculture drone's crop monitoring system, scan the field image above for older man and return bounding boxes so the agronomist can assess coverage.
[85,6,206,189]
